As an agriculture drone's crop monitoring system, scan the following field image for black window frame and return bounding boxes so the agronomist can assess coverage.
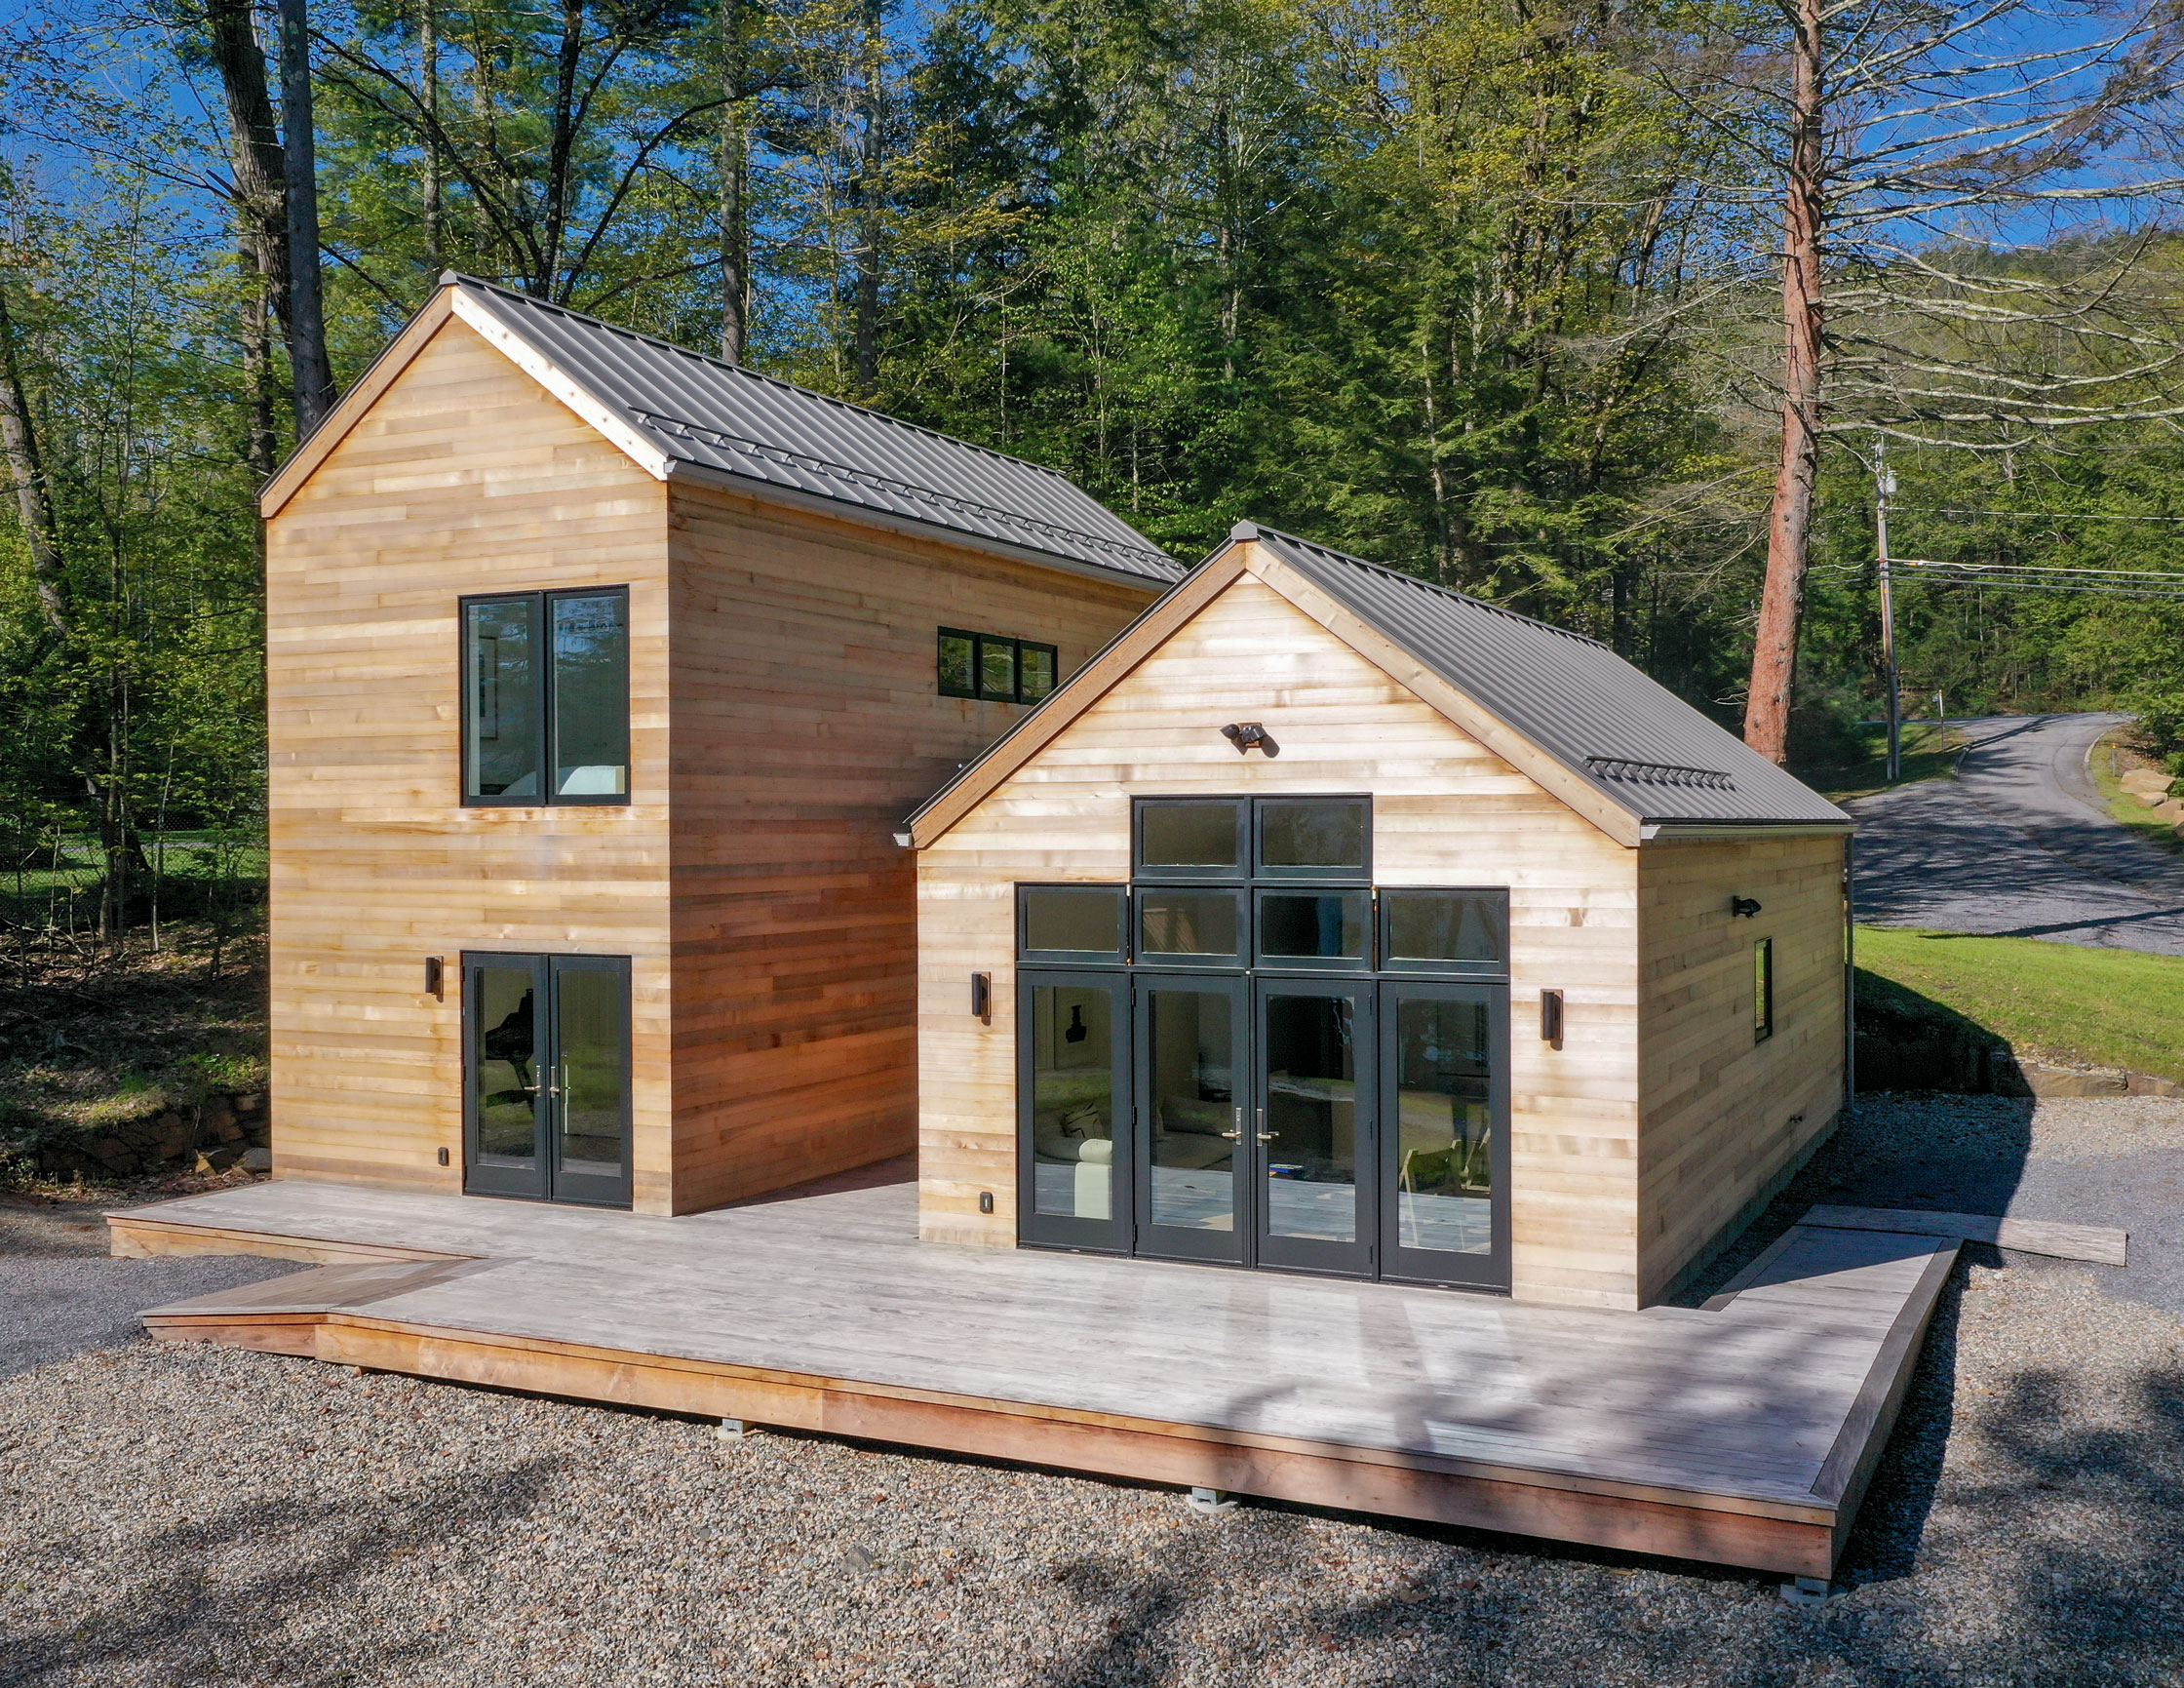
[460,586,632,808]
[1376,887,1511,979]
[1132,798,1249,883]
[938,626,1059,706]
[1017,883,1129,966]
[1754,936,1775,1043]
[1253,796,1374,883]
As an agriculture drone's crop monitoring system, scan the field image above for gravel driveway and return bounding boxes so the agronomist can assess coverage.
[1852,713,2184,954]
[5,1099,2183,1686]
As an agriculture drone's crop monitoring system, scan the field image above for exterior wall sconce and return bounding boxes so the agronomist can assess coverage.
[1220,722,1279,756]
[1731,897,1763,919]
[971,972,993,1023]
[1540,989,1564,1046]
[424,956,445,999]
[437,1147,450,1166]
[979,1192,995,1214]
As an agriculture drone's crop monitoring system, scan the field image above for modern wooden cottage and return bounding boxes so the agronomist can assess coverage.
[259,274,1181,1217]
[905,525,1854,1310]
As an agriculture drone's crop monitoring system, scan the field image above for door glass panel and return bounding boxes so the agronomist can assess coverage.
[1029,984,1116,1219]
[1146,989,1236,1231]
[1259,800,1366,871]
[1260,892,1368,962]
[555,966,628,1176]
[1022,887,1124,957]
[1137,890,1240,961]
[1392,997,1494,1254]
[1384,891,1506,970]
[1264,993,1359,1240]
[1138,802,1241,874]
[552,592,630,797]
[473,966,539,1164]
[466,600,539,799]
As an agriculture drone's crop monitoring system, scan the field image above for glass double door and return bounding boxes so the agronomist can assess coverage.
[464,953,633,1207]
[1019,971,1507,1290]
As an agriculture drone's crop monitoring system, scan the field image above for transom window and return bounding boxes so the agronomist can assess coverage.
[462,588,630,805]
[939,627,1059,705]
[1134,796,1372,883]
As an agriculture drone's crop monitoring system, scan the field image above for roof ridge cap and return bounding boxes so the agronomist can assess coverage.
[1246,524,1613,650]
[445,273,1143,515]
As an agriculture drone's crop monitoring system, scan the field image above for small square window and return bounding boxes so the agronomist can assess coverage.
[938,629,976,698]
[979,636,1019,702]
[1019,644,1058,702]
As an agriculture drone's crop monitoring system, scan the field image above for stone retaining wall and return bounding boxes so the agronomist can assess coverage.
[7,1092,272,1182]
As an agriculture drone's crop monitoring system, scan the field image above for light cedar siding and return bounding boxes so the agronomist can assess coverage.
[916,573,1648,1311]
[663,479,1158,1212]
[264,314,677,1204]
[1635,834,1848,1303]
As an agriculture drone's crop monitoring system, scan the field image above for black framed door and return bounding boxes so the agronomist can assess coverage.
[464,953,633,1207]
[1017,969,1133,1253]
[1377,980,1509,1290]
[1131,973,1248,1265]
[1254,975,1376,1277]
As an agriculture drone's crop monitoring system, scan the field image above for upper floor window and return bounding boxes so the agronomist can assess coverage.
[463,588,630,805]
[939,627,1058,705]
[1133,796,1372,883]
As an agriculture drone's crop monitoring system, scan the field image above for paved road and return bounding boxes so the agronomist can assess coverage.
[1851,712,2184,956]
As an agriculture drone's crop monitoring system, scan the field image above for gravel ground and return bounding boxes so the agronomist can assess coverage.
[4,1103,2184,1686]
[0,1192,297,1382]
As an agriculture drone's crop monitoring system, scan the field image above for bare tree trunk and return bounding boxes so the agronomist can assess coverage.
[423,0,445,281]
[542,0,586,297]
[720,0,750,363]
[1743,0,1824,765]
[205,0,289,470]
[279,0,336,433]
[240,252,280,477]
[0,278,68,641]
[852,0,883,394]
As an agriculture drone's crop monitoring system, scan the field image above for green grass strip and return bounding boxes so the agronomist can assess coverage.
[1857,923,2184,1083]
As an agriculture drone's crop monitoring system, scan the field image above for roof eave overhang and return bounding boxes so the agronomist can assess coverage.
[662,459,1179,596]
[1637,820,1855,842]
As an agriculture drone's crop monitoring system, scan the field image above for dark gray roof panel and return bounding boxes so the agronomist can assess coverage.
[1248,527,1849,827]
[451,277,1182,586]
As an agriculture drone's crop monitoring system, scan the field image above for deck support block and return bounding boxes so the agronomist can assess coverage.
[718,1417,752,1443]
[1780,1575,1834,1605]
[1187,1486,1238,1516]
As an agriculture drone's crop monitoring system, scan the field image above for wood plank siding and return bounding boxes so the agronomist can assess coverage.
[266,314,1158,1214]
[916,574,1649,1309]
[664,483,1154,1211]
[265,316,676,1203]
[1636,835,1848,1302]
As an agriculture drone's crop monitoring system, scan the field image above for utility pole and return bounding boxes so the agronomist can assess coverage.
[1874,437,1900,782]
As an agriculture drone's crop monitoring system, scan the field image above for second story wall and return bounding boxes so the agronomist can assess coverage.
[265,316,676,1204]
[665,482,1159,1210]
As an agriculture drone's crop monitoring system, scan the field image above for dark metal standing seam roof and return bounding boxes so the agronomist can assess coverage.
[1247,527,1851,827]
[448,276,1184,588]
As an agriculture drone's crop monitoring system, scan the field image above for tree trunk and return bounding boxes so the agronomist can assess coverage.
[852,0,883,394]
[205,0,289,471]
[720,0,750,363]
[423,0,445,281]
[1743,0,1824,765]
[0,278,68,641]
[543,0,586,298]
[279,0,336,433]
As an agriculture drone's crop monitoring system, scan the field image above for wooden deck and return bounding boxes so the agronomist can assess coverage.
[115,1167,1957,1580]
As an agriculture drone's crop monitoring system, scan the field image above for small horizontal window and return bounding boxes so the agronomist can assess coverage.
[1020,885,1126,962]
[1136,889,1243,962]
[1257,799,1370,878]
[1381,889,1508,976]
[939,627,1058,705]
[1256,889,1370,968]
[1136,800,1246,880]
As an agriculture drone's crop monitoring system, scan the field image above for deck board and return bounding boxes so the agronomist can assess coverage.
[118,1173,1957,1577]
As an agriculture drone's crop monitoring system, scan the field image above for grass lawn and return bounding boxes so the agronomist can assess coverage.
[2086,726,2184,861]
[1799,721,1967,803]
[1858,923,2184,1083]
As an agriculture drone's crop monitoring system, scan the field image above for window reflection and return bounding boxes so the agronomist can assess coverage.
[1030,985,1115,1219]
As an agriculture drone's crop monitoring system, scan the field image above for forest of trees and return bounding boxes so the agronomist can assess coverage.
[3,0,2184,953]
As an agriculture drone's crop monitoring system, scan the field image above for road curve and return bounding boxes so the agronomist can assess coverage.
[1849,712,2184,956]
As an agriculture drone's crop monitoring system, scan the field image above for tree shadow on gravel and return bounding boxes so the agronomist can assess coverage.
[0,1455,558,1688]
